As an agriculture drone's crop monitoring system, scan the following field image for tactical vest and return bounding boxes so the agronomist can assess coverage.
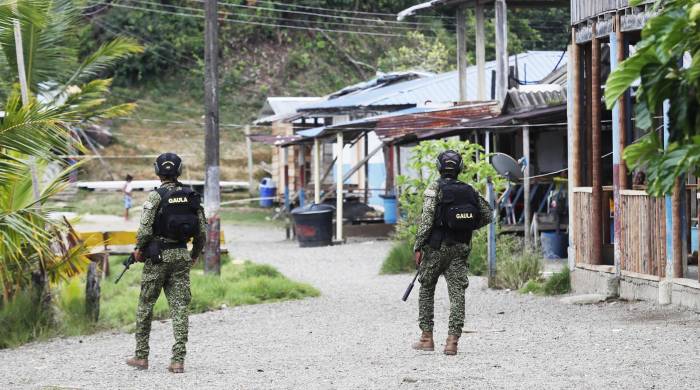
[154,184,201,242]
[428,178,481,249]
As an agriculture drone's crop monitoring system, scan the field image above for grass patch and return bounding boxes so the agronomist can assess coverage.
[380,240,415,274]
[494,249,543,290]
[0,256,318,348]
[518,267,571,296]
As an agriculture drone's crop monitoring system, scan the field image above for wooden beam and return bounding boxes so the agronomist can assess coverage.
[673,177,683,278]
[567,39,579,269]
[456,4,468,101]
[610,22,622,276]
[475,0,486,100]
[591,25,602,265]
[298,144,306,207]
[244,125,254,195]
[616,15,629,190]
[494,0,508,102]
[313,138,321,204]
[336,132,344,242]
[523,125,531,249]
[585,43,593,186]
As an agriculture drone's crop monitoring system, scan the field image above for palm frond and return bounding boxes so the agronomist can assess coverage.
[64,36,143,87]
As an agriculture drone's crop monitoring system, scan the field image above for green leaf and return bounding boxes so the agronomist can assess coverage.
[605,49,657,109]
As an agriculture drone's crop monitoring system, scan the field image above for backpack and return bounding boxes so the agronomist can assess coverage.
[154,185,201,242]
[428,178,481,249]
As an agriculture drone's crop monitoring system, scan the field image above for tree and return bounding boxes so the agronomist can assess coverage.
[378,31,451,73]
[605,0,700,196]
[395,139,505,244]
[0,0,142,303]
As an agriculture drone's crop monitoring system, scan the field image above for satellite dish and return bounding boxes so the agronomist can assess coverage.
[492,153,524,182]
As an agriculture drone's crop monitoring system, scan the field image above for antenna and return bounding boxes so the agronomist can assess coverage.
[491,153,524,182]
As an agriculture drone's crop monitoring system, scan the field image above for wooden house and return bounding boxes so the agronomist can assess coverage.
[568,0,700,309]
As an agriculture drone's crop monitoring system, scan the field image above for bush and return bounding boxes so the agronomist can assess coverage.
[380,241,415,274]
[494,249,543,290]
[543,267,571,295]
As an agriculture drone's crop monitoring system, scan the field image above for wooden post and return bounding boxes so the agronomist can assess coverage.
[85,262,100,322]
[244,125,254,195]
[585,42,594,186]
[364,132,370,204]
[672,177,683,278]
[590,26,603,266]
[475,0,486,101]
[494,0,508,102]
[567,40,580,270]
[385,144,395,195]
[610,25,622,276]
[336,132,344,242]
[283,146,291,240]
[298,144,306,207]
[571,33,582,188]
[663,100,674,281]
[203,0,221,275]
[487,177,497,287]
[615,15,629,190]
[523,125,531,249]
[313,138,321,204]
[456,4,468,102]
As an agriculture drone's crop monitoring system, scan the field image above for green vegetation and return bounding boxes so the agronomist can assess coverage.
[0,255,318,348]
[494,249,543,291]
[0,0,141,304]
[394,139,505,245]
[380,240,415,274]
[605,0,700,196]
[519,267,571,296]
[220,207,283,226]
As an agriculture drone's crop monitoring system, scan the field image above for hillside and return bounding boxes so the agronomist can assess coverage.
[79,1,569,181]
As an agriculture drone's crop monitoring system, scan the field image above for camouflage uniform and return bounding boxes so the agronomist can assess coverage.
[134,181,207,363]
[414,180,492,336]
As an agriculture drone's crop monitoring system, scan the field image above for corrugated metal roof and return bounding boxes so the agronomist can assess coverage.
[398,0,569,20]
[298,51,567,113]
[254,97,321,124]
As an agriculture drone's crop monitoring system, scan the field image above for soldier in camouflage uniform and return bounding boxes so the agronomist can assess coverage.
[126,153,206,373]
[412,150,492,355]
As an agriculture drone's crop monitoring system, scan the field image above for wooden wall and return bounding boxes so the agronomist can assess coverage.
[618,190,667,277]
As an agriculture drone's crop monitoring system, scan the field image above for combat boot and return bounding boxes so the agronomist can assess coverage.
[444,335,459,355]
[412,331,435,351]
[126,357,148,370]
[168,362,185,374]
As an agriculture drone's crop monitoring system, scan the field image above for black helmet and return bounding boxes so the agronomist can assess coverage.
[436,150,464,176]
[154,152,183,177]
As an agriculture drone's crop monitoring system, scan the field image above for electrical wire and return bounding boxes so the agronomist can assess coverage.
[108,2,407,37]
[125,0,445,33]
[254,0,456,20]
[187,0,449,26]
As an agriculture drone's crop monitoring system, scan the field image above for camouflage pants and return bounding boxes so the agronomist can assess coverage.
[135,248,192,363]
[418,243,470,336]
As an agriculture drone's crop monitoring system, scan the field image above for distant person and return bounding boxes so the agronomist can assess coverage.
[126,153,206,374]
[412,150,492,355]
[123,174,134,221]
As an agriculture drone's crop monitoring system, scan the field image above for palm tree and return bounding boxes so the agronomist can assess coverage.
[0,0,143,303]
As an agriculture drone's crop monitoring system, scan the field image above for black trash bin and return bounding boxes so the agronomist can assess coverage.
[291,203,335,247]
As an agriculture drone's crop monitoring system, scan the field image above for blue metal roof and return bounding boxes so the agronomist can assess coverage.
[298,51,567,112]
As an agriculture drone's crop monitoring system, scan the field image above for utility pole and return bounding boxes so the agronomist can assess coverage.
[456,4,467,102]
[203,0,221,275]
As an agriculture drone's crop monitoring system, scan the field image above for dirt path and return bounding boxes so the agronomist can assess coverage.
[2,224,700,389]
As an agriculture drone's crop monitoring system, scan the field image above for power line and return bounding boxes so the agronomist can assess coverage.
[109,3,408,37]
[126,0,446,33]
[254,0,456,20]
[125,0,448,33]
[187,0,445,27]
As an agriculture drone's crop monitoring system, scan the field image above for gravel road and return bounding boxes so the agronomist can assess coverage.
[2,224,700,389]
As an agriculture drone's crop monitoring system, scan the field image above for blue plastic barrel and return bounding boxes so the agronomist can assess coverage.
[259,178,277,208]
[540,231,568,259]
[381,195,398,224]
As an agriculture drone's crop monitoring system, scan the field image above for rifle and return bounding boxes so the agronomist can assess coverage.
[402,269,420,302]
[114,253,137,284]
